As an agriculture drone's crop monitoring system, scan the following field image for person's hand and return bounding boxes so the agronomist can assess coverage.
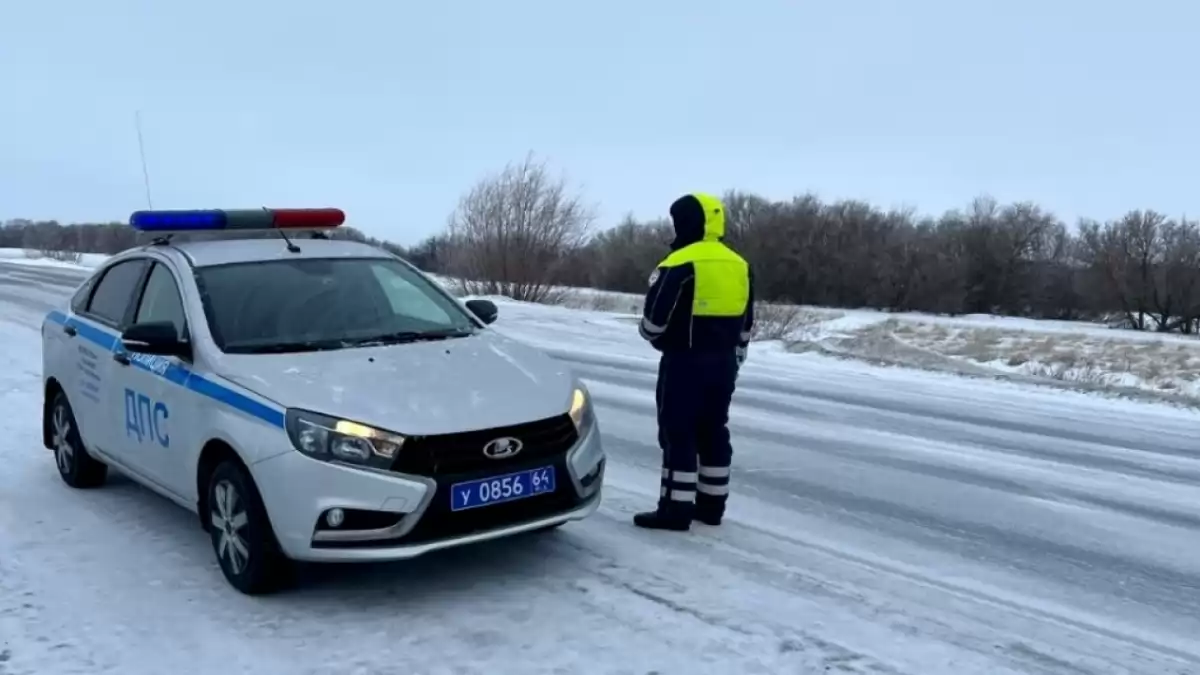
[735,345,747,369]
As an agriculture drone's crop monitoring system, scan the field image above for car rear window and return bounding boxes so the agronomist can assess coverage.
[195,257,476,353]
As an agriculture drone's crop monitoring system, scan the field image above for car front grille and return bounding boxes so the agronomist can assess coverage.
[390,414,578,477]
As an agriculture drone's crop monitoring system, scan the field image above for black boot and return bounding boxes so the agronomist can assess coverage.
[694,495,725,526]
[633,502,692,531]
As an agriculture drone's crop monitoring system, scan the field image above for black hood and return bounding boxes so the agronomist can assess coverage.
[668,194,707,250]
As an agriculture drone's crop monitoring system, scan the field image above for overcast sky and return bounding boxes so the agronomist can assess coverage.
[2,0,1196,244]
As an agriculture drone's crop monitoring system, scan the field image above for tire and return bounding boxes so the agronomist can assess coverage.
[206,461,291,595]
[49,391,107,488]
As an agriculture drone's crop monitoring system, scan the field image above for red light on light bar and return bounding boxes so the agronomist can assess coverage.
[270,208,346,229]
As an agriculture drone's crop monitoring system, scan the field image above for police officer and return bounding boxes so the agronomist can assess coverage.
[635,192,754,531]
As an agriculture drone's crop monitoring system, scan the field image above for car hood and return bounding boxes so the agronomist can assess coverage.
[211,330,578,436]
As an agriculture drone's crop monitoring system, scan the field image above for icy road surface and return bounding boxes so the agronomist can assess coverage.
[1,260,1198,675]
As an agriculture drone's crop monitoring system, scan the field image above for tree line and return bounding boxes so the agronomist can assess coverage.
[5,154,1199,333]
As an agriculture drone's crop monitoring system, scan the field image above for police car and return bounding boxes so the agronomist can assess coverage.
[40,208,605,594]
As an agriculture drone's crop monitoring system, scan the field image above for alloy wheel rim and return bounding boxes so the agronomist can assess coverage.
[211,480,251,575]
[52,405,74,474]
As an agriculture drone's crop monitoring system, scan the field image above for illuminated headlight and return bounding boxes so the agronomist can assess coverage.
[568,386,595,435]
[285,409,404,470]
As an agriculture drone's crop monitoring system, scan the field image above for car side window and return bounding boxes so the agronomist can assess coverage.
[134,263,188,339]
[84,259,148,326]
[69,276,96,314]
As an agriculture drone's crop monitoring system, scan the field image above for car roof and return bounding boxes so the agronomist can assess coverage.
[162,237,394,268]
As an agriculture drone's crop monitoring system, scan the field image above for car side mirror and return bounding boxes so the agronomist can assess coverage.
[465,299,498,325]
[121,321,191,359]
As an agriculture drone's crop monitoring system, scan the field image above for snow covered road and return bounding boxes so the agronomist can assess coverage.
[1,260,1199,675]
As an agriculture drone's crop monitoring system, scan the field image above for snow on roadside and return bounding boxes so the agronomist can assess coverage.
[784,316,1200,403]
[464,280,1200,405]
[8,247,1198,403]
[479,291,1200,405]
[878,320,1200,397]
[0,248,108,270]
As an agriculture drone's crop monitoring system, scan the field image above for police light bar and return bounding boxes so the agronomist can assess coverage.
[128,208,345,232]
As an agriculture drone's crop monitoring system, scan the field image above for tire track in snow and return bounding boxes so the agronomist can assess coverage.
[579,488,1200,675]
[598,424,1200,625]
[584,363,1200,486]
[588,472,1200,675]
[574,359,1200,675]
[596,387,1200,532]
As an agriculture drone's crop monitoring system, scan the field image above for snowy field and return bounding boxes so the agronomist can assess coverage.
[1,252,1199,674]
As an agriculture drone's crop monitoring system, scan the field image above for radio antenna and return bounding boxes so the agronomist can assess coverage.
[135,110,154,209]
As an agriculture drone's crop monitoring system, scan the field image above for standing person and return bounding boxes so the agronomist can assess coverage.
[635,192,754,531]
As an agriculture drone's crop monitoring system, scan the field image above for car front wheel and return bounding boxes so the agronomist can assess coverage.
[50,391,107,488]
[207,461,290,595]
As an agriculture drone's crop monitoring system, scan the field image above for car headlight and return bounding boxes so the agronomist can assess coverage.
[285,409,404,470]
[568,386,595,435]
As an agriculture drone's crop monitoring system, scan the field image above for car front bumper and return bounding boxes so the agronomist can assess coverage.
[252,420,605,563]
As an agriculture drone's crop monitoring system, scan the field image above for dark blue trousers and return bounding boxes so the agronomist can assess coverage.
[655,350,737,515]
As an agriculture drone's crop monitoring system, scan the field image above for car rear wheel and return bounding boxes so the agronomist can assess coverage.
[207,461,290,595]
[50,391,107,488]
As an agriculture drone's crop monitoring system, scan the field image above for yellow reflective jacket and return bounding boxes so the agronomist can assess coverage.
[639,193,754,353]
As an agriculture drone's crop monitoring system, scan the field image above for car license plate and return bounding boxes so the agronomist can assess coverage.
[450,466,556,512]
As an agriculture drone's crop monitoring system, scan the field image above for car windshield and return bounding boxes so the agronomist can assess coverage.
[196,257,478,354]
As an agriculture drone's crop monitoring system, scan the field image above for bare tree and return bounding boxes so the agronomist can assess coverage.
[1075,210,1200,331]
[584,214,672,292]
[445,153,596,303]
[1154,217,1200,332]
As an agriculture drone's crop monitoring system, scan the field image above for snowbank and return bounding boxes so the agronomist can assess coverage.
[791,314,1200,404]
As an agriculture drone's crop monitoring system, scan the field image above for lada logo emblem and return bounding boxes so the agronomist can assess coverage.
[482,436,523,460]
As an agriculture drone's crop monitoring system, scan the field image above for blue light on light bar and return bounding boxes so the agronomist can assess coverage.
[129,210,227,232]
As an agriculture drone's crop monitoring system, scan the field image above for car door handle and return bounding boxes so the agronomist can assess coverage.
[62,324,77,337]
[113,352,131,366]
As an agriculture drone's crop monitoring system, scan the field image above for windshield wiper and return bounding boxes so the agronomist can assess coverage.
[230,340,345,354]
[346,328,475,347]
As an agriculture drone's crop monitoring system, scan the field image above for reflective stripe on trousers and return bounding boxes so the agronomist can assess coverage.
[697,464,730,496]
[660,467,696,503]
